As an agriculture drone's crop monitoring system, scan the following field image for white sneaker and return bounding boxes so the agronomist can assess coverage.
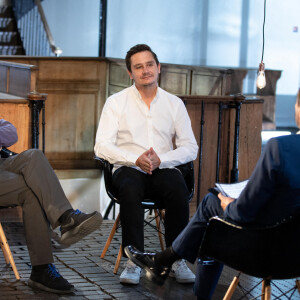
[120,259,141,285]
[170,259,195,283]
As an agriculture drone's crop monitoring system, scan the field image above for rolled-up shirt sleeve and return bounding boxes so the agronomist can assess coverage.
[0,119,18,148]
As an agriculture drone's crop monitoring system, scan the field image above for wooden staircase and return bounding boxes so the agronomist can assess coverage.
[0,4,25,55]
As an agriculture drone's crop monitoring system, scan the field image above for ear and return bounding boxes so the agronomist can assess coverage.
[158,63,161,74]
[127,70,133,79]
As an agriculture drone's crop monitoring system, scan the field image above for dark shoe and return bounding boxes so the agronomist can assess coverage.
[60,209,103,245]
[124,245,170,285]
[28,264,74,294]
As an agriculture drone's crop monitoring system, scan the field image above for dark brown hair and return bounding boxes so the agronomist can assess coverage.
[125,44,159,73]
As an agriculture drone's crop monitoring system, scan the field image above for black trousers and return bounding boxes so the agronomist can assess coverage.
[112,167,190,254]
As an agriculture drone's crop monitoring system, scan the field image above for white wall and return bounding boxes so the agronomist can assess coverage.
[106,0,300,127]
[42,0,100,57]
[42,0,300,127]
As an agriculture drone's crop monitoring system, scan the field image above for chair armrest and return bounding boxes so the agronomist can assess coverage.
[0,147,18,158]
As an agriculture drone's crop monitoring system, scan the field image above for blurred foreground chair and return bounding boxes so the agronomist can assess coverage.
[95,157,194,274]
[0,147,20,280]
[199,215,300,300]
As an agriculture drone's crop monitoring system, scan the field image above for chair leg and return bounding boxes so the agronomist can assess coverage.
[154,209,165,251]
[114,245,123,274]
[296,279,300,295]
[101,213,121,258]
[223,273,240,300]
[263,279,271,300]
[0,223,20,280]
[0,235,10,264]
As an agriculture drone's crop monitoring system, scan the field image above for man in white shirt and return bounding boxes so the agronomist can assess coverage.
[94,44,198,284]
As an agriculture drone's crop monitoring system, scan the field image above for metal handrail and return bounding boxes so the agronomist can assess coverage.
[34,0,62,56]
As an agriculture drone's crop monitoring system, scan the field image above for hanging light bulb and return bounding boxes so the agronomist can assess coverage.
[256,61,266,89]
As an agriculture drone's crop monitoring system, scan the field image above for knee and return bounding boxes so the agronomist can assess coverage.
[22,149,44,162]
[199,193,223,218]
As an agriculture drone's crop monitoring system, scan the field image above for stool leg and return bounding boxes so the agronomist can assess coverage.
[263,279,271,300]
[0,223,20,280]
[0,234,10,264]
[223,273,240,300]
[296,279,300,295]
[154,209,165,251]
[114,245,123,274]
[101,213,121,258]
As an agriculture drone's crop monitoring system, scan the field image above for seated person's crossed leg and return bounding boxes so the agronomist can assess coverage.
[0,143,103,294]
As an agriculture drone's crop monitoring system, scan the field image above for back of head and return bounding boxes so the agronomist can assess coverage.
[125,44,159,72]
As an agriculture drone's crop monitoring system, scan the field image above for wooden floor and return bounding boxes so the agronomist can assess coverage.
[0,220,299,299]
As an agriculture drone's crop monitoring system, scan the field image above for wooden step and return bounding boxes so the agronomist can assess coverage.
[0,45,24,54]
[0,17,15,31]
[0,5,13,18]
[0,31,21,45]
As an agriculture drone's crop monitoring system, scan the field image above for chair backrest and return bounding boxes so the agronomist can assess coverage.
[199,215,300,280]
[95,156,195,204]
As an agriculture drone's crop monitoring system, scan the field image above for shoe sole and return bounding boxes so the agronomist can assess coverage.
[60,212,103,245]
[28,279,74,294]
[124,248,164,285]
[169,271,195,283]
[120,277,140,285]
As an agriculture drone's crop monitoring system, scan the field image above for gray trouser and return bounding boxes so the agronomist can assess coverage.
[0,149,72,266]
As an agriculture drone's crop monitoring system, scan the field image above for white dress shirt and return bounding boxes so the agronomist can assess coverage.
[94,85,198,171]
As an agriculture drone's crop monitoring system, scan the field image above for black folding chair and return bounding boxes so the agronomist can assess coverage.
[95,157,195,274]
[199,215,300,300]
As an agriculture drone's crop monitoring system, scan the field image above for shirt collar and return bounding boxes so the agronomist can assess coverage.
[132,84,159,104]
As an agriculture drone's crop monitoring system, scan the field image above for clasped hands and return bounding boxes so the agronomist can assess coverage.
[135,147,161,175]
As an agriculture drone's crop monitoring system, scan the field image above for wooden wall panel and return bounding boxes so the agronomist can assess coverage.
[191,69,224,96]
[0,100,31,153]
[0,57,267,179]
[9,68,31,97]
[160,66,190,95]
[184,97,262,215]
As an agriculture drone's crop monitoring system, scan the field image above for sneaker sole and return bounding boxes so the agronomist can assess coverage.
[28,279,74,294]
[124,248,164,285]
[120,277,140,285]
[169,270,195,283]
[60,212,103,245]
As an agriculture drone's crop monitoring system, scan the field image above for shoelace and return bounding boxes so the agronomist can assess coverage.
[173,260,187,272]
[59,209,83,232]
[72,209,82,215]
[124,261,140,273]
[47,264,62,278]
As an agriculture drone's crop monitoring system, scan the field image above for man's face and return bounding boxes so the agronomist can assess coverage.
[127,50,160,88]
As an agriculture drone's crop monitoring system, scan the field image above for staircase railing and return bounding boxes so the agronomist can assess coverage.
[11,0,62,56]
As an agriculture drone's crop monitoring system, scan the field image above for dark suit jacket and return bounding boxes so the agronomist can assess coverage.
[225,135,300,225]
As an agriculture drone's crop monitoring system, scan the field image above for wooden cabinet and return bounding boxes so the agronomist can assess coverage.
[181,96,263,213]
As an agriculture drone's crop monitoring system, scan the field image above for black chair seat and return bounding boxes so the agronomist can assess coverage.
[199,215,300,280]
